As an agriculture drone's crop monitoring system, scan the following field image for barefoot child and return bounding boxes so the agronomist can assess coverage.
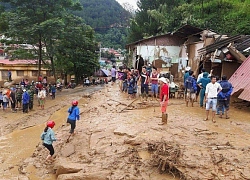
[41,121,58,162]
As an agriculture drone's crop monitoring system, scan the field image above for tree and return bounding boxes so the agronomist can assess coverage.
[0,0,82,80]
[128,0,250,43]
[56,15,99,84]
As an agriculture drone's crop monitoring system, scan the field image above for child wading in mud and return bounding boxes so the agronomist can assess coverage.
[67,100,80,135]
[41,121,59,162]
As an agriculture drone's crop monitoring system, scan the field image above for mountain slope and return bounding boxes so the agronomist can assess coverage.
[74,0,131,31]
[73,0,131,48]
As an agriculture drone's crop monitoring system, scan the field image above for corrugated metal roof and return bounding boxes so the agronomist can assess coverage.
[229,56,250,101]
[198,35,243,55]
[235,36,250,51]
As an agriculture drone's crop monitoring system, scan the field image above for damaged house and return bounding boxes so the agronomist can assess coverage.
[126,25,203,78]
[197,34,249,79]
[126,25,249,82]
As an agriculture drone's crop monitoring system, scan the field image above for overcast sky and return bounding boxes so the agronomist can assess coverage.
[116,0,138,9]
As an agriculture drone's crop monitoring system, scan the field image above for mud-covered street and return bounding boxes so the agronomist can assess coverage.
[1,84,250,180]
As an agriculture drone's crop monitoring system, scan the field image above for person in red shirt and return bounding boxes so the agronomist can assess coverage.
[158,77,169,125]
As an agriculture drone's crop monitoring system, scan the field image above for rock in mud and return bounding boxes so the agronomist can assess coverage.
[54,158,83,176]
[114,125,139,138]
[18,175,30,180]
[61,145,75,157]
[57,171,110,180]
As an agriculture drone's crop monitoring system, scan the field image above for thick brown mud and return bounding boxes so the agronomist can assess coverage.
[0,84,250,179]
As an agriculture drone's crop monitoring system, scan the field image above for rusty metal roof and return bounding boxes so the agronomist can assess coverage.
[229,56,250,101]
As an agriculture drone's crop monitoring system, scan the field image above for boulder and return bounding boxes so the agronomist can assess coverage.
[54,158,83,176]
[61,145,75,157]
[57,171,110,180]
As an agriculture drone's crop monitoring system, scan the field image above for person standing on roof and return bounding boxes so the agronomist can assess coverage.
[67,100,80,135]
[217,75,233,119]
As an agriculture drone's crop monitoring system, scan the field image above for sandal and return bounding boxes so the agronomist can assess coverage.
[212,119,216,123]
[226,116,230,119]
[203,118,208,121]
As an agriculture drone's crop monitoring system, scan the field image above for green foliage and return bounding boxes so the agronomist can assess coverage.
[0,0,99,82]
[56,15,99,83]
[73,0,131,48]
[128,0,250,43]
[95,28,128,49]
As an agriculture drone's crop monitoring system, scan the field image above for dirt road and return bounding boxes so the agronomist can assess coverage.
[1,84,250,179]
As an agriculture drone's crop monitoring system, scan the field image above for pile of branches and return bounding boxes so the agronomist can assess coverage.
[147,141,185,179]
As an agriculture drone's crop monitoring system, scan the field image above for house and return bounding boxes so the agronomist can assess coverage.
[197,34,249,79]
[126,25,250,82]
[126,25,203,78]
[0,59,51,82]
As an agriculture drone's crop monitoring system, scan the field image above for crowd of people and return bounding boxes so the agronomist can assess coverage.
[111,64,170,125]
[0,77,59,113]
[184,67,233,122]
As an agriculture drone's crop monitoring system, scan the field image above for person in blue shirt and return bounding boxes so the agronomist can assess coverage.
[22,89,30,113]
[184,67,191,99]
[41,121,58,162]
[67,100,80,134]
[185,70,197,107]
[217,75,233,119]
[197,72,211,108]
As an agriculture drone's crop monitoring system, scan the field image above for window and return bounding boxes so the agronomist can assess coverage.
[1,71,8,80]
[32,70,38,77]
[16,70,24,76]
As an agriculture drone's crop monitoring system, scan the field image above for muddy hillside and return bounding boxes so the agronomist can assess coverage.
[12,84,250,179]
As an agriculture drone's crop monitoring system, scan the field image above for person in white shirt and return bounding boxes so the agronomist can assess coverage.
[38,88,46,109]
[197,68,213,82]
[204,76,222,123]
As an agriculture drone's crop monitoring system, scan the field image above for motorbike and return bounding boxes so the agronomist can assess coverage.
[56,83,63,92]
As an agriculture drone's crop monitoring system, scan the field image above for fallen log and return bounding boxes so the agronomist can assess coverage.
[118,99,138,113]
[108,99,128,106]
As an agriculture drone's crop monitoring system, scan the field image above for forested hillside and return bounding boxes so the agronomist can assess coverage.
[74,0,131,48]
[128,0,250,43]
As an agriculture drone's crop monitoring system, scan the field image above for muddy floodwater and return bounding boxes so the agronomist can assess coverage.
[0,85,250,179]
